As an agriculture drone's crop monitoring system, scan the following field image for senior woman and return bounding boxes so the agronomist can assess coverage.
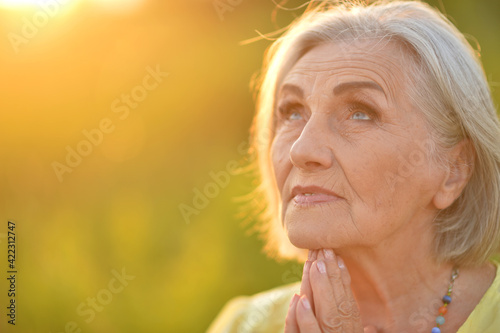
[208,1,500,332]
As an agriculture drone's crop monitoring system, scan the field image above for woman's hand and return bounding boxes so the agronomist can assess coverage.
[284,249,377,333]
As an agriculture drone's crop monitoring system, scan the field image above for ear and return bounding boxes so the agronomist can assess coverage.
[432,139,475,210]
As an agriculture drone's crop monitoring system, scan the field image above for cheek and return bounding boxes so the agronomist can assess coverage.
[271,134,294,193]
[345,133,440,221]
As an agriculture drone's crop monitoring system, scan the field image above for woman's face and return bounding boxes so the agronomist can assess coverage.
[271,40,446,250]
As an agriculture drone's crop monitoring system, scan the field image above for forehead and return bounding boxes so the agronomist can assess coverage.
[281,39,415,103]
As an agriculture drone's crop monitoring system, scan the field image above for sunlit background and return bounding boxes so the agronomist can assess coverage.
[0,0,498,332]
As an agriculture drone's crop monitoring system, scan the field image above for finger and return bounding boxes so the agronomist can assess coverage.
[309,249,318,261]
[295,295,322,333]
[336,255,364,332]
[336,255,352,297]
[311,250,363,332]
[322,250,350,309]
[310,251,342,332]
[284,294,300,333]
[300,250,317,313]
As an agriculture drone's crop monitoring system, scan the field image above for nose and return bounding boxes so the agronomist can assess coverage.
[289,114,334,171]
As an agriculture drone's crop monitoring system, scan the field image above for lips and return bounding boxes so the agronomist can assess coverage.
[291,185,342,206]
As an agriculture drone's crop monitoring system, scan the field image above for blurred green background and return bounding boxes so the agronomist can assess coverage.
[0,0,498,332]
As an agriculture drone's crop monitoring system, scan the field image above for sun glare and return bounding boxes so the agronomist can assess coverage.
[0,0,41,7]
[0,0,79,9]
[0,0,144,11]
[91,0,145,13]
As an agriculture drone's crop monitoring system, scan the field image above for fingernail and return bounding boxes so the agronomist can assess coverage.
[316,260,326,274]
[323,249,334,259]
[303,260,311,275]
[289,294,298,308]
[337,256,345,269]
[301,296,311,309]
[308,250,314,260]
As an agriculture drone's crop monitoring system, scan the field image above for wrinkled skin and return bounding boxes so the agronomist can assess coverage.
[276,41,494,332]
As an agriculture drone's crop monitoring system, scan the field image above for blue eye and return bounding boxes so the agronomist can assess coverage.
[350,111,371,120]
[277,102,304,122]
[288,112,302,120]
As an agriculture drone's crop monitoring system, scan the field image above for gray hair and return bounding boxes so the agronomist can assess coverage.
[249,0,500,266]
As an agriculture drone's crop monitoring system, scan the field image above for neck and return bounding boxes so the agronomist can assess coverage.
[336,216,455,332]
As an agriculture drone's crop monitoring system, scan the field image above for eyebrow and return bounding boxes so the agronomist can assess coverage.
[278,84,304,98]
[278,80,385,99]
[333,81,385,96]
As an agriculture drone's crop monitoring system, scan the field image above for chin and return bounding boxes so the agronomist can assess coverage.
[285,220,335,250]
[286,230,314,249]
[284,213,363,250]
